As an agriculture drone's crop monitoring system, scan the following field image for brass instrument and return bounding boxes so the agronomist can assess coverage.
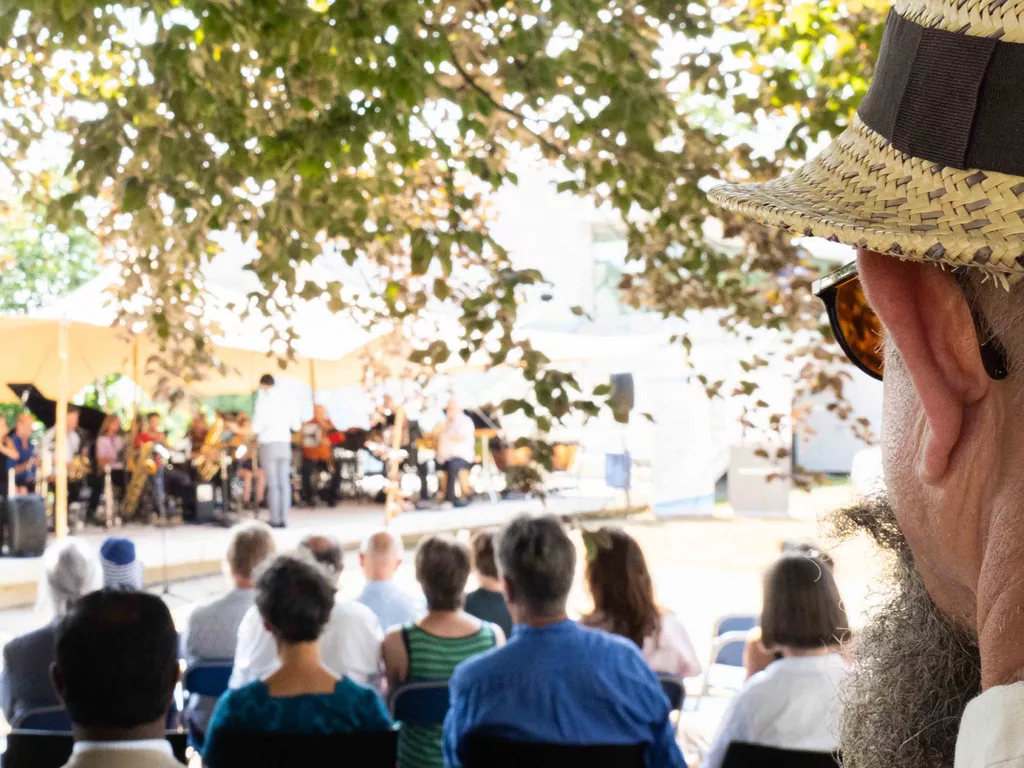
[124,441,156,518]
[69,453,91,482]
[193,417,225,483]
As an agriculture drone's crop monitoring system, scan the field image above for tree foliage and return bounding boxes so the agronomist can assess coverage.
[0,0,887,455]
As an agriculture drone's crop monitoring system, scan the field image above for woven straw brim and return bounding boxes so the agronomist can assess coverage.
[708,116,1024,283]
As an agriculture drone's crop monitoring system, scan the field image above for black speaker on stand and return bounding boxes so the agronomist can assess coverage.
[4,495,47,557]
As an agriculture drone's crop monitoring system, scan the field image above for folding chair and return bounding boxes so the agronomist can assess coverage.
[10,706,72,732]
[696,630,751,707]
[463,735,646,768]
[207,729,398,768]
[389,679,451,727]
[182,659,233,747]
[712,614,758,638]
[722,742,840,768]
[658,673,686,736]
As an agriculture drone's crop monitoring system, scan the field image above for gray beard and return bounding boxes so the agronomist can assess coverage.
[829,495,981,768]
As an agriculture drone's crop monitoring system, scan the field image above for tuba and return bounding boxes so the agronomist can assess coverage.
[193,417,224,483]
[124,441,156,518]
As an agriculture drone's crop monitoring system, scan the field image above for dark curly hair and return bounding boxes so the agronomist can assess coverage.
[582,527,660,648]
[255,553,336,643]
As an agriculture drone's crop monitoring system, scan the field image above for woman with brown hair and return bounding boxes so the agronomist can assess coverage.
[581,527,701,678]
[702,553,850,768]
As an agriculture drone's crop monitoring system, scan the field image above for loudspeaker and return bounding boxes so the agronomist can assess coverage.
[609,373,635,423]
[194,483,215,524]
[5,495,47,557]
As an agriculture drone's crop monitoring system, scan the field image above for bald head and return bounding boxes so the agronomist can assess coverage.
[360,530,403,582]
[298,534,343,584]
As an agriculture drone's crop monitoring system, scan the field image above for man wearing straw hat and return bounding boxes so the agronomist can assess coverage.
[709,2,1024,766]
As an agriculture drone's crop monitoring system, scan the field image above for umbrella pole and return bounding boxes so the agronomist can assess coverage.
[384,406,406,528]
[309,359,317,407]
[130,338,140,444]
[55,320,69,539]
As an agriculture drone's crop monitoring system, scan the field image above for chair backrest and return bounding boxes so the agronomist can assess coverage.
[9,707,72,732]
[1,731,188,768]
[711,630,751,668]
[722,742,840,768]
[183,659,234,699]
[389,680,451,727]
[463,735,646,768]
[713,614,758,638]
[657,673,686,711]
[209,729,398,768]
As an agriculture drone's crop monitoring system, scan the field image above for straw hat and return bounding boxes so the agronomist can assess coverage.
[708,0,1024,283]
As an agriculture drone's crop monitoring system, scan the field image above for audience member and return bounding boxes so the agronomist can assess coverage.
[463,530,513,638]
[203,554,391,766]
[442,515,685,768]
[1,540,101,726]
[182,522,276,737]
[99,537,144,591]
[582,527,701,678]
[52,590,181,768]
[230,534,382,689]
[356,530,423,630]
[702,553,850,768]
[383,535,504,768]
[742,541,837,680]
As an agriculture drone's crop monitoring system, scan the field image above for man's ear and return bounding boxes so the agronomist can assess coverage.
[858,250,990,483]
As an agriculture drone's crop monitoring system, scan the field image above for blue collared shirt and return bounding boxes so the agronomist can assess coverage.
[356,579,424,632]
[442,619,686,768]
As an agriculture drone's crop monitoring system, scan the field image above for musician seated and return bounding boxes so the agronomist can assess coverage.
[87,414,128,523]
[43,405,87,505]
[301,405,338,508]
[436,398,476,508]
[8,412,37,494]
[137,412,194,518]
[190,411,225,487]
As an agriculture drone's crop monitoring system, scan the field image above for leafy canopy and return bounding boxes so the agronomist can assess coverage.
[0,0,886,446]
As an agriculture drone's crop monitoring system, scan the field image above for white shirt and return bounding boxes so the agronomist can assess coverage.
[956,683,1024,767]
[72,739,173,757]
[228,598,383,689]
[643,614,703,678]
[43,427,81,462]
[702,654,849,768]
[251,386,301,445]
[436,413,476,464]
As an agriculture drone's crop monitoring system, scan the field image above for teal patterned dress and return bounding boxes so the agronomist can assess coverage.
[202,678,392,768]
[398,623,498,768]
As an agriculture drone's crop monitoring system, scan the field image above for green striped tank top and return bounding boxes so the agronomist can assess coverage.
[397,622,497,768]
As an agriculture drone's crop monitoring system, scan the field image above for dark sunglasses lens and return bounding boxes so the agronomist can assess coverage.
[834,278,884,378]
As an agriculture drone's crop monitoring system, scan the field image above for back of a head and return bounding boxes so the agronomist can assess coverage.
[300,534,344,579]
[226,521,276,581]
[760,553,849,651]
[470,530,499,580]
[99,537,143,592]
[416,534,471,611]
[255,553,336,643]
[37,539,102,620]
[362,530,402,563]
[259,373,275,388]
[55,590,178,730]
[498,515,575,618]
[584,527,659,648]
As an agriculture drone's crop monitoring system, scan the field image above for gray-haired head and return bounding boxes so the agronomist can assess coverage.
[36,540,102,620]
[498,515,575,618]
[360,530,403,582]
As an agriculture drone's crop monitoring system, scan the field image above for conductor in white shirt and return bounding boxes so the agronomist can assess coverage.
[435,398,476,508]
[251,374,300,528]
[229,534,382,690]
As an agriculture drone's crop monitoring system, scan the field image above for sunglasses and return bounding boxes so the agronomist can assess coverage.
[813,261,1010,382]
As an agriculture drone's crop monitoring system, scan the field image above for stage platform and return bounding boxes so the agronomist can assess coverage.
[0,494,630,609]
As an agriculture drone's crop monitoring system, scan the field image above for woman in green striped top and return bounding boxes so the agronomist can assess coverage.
[382,535,506,768]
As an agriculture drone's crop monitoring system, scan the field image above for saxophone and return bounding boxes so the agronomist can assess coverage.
[193,417,224,483]
[124,441,156,518]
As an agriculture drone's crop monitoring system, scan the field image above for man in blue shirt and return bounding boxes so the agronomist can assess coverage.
[442,515,686,768]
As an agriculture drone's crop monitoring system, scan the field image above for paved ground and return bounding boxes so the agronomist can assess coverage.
[0,483,893,763]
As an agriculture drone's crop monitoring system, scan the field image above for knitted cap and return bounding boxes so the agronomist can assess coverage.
[99,537,144,591]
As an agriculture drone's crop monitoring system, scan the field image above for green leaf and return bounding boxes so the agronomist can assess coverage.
[60,0,85,21]
[122,178,147,213]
